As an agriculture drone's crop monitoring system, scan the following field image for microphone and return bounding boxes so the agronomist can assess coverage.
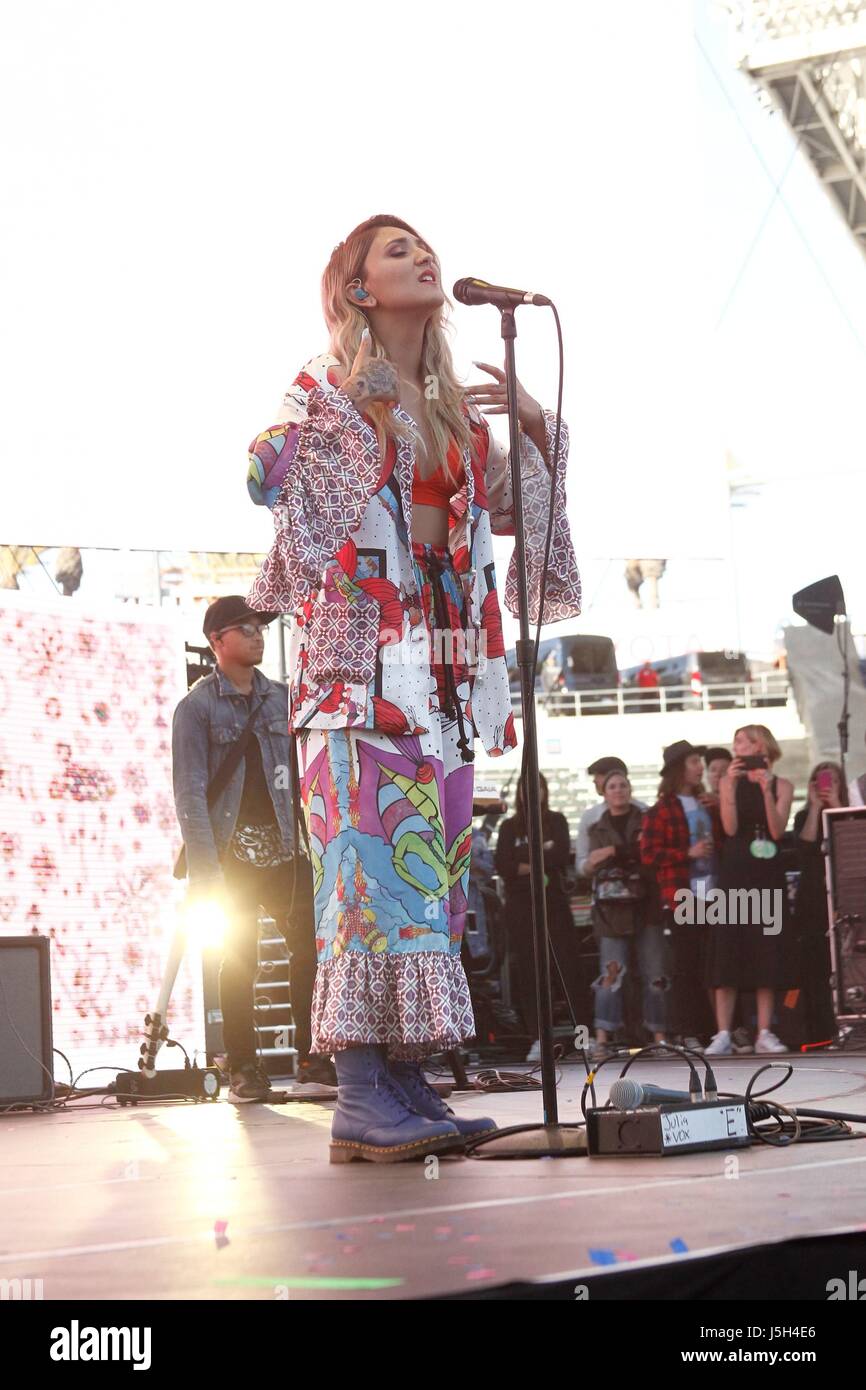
[452,277,552,309]
[609,1078,701,1109]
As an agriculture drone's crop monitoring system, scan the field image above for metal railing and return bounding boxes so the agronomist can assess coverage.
[510,673,791,717]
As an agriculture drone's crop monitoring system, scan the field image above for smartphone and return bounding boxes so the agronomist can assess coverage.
[740,755,768,770]
[816,769,834,794]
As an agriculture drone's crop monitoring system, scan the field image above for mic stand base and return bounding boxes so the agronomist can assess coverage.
[466,1123,588,1158]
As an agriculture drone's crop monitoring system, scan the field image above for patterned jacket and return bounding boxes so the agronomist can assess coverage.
[246,353,582,756]
[639,794,722,911]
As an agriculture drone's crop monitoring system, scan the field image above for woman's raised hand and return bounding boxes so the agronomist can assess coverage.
[341,329,399,410]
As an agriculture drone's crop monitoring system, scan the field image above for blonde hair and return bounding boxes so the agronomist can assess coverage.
[735,724,782,765]
[321,214,477,477]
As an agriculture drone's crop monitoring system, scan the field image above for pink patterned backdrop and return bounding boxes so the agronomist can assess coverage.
[0,599,202,1077]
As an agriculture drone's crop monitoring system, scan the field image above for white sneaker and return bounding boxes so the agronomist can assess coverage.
[525,1040,541,1063]
[705,1030,733,1056]
[755,1029,787,1054]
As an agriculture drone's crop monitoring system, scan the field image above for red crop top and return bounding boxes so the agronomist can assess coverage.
[412,440,464,509]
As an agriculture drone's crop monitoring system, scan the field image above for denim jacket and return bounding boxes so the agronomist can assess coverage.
[171,665,295,885]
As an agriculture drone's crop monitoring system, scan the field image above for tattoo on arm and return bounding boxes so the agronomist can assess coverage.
[343,360,399,405]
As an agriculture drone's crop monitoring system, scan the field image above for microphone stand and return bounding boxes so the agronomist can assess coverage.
[836,612,850,786]
[500,306,559,1127]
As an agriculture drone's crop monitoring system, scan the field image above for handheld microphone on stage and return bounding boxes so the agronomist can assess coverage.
[452,277,552,309]
[609,1078,702,1109]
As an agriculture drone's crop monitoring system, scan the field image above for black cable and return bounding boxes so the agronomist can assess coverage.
[796,1105,866,1124]
[608,1041,705,1101]
[72,1064,138,1090]
[472,1069,544,1094]
[53,1048,74,1087]
[577,1043,705,1119]
[164,1038,192,1067]
[745,1064,801,1146]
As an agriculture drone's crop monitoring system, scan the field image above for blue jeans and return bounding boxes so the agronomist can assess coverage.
[593,926,669,1035]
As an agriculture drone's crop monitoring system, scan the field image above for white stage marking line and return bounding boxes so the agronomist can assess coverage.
[2,1150,866,1266]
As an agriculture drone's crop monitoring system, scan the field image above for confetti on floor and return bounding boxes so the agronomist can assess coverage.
[670,1238,689,1254]
[589,1249,618,1266]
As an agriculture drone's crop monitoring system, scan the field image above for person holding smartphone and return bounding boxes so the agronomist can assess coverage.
[704,725,793,1055]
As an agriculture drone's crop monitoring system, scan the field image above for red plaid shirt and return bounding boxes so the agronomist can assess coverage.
[639,795,721,911]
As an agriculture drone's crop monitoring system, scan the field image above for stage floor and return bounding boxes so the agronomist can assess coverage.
[3,1053,866,1301]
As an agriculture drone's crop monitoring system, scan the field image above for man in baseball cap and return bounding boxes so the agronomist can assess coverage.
[577,756,646,877]
[202,595,277,641]
[587,756,628,782]
[173,596,329,1102]
[704,747,733,801]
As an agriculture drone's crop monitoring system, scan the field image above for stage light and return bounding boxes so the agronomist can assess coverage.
[791,573,853,777]
[792,574,846,635]
[183,896,229,950]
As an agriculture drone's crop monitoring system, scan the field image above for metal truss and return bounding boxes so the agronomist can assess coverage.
[730,3,866,255]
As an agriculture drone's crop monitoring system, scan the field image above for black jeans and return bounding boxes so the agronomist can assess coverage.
[507,890,581,1037]
[219,853,317,1068]
[664,908,715,1038]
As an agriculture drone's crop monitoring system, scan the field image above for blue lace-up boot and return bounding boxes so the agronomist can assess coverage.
[387,1060,498,1142]
[330,1046,461,1164]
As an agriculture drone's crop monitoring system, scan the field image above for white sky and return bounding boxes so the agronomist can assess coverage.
[2,0,866,657]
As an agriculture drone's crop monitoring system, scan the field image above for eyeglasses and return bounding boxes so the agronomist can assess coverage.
[212,622,266,640]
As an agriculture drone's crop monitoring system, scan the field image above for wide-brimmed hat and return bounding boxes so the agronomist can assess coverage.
[660,740,707,773]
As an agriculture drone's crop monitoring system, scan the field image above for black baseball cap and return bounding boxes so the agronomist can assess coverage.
[203,595,278,640]
[660,740,707,773]
[587,756,628,777]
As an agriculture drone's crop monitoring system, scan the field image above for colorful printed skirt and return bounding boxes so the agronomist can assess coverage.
[297,544,477,1057]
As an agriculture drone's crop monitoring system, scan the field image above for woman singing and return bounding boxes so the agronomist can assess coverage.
[246,215,581,1162]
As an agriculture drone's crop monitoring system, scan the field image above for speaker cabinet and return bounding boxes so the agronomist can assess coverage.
[823,807,866,1019]
[0,935,54,1105]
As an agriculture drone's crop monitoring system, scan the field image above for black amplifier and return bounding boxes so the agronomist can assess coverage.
[587,1100,751,1157]
[823,806,866,1018]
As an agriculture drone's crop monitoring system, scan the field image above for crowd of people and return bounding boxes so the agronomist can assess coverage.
[488,726,853,1061]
